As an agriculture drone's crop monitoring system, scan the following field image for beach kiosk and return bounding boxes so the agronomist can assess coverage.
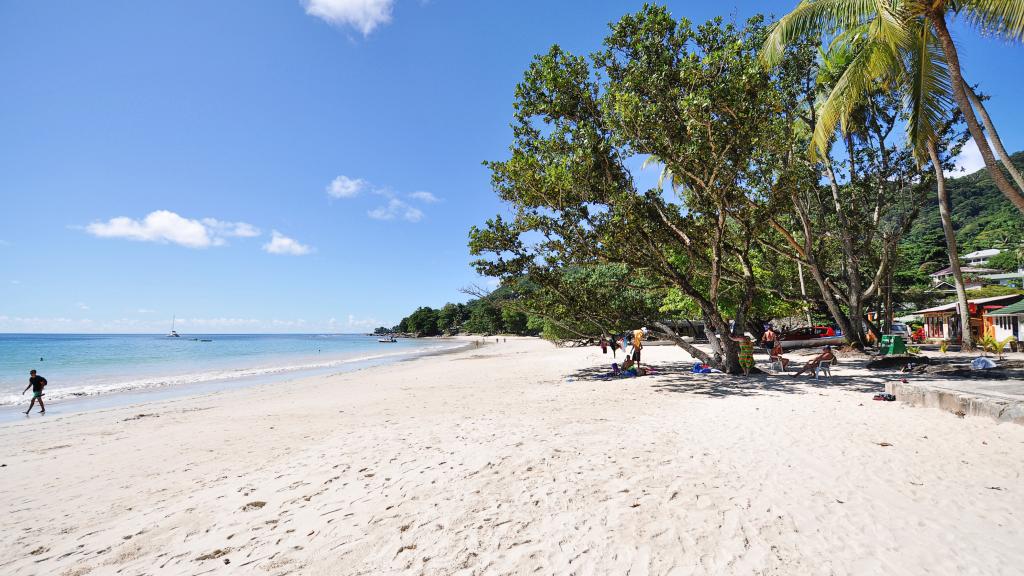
[916,294,1023,343]
[988,300,1024,345]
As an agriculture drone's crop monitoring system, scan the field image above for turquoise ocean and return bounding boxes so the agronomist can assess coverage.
[0,333,461,412]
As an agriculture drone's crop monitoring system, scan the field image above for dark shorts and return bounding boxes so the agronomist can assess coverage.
[32,391,42,399]
[632,349,641,362]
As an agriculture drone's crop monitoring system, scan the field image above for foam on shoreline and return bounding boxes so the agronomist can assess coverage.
[0,342,467,406]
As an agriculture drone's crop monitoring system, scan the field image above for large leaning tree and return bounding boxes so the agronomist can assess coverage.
[470,8,810,373]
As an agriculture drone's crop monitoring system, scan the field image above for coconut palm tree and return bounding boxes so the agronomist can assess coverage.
[764,7,978,347]
[762,0,1024,214]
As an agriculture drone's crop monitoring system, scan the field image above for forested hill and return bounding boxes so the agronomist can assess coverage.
[901,151,1024,276]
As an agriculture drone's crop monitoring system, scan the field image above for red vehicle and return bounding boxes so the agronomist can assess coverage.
[777,326,843,349]
[779,326,836,341]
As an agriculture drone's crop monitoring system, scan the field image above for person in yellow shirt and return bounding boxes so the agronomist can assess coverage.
[630,327,648,365]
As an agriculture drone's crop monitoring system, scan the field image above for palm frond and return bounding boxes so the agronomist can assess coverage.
[905,20,954,163]
[810,18,905,156]
[959,0,1024,42]
[763,0,902,64]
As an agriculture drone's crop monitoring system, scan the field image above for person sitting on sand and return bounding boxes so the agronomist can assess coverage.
[770,340,790,371]
[621,357,635,372]
[613,357,653,377]
[23,369,46,415]
[794,345,836,376]
[729,334,755,376]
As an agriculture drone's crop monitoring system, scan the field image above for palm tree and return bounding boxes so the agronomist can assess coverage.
[962,82,1024,190]
[763,4,978,348]
[762,0,1024,214]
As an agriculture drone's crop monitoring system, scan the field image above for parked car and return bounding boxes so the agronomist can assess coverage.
[888,323,912,339]
[778,326,844,349]
[779,326,836,341]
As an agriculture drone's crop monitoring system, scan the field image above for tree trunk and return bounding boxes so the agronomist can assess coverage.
[963,81,1024,193]
[930,12,1024,213]
[927,139,974,350]
[652,321,712,364]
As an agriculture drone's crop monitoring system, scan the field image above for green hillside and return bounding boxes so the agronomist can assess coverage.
[901,151,1024,276]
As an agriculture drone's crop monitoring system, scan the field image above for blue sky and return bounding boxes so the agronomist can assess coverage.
[1,0,1021,333]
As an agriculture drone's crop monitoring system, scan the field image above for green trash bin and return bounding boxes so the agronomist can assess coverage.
[878,335,906,355]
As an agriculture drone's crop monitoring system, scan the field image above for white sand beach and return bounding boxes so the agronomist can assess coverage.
[2,337,1023,575]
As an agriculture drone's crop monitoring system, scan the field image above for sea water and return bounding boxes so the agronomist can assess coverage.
[0,334,461,410]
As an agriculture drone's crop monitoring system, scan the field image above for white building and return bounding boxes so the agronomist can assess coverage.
[929,266,996,289]
[989,300,1024,342]
[961,248,1001,267]
[982,271,1024,289]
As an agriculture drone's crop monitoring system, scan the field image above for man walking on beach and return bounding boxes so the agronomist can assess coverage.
[23,369,47,415]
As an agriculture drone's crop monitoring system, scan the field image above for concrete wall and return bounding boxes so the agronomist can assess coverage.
[885,381,1024,425]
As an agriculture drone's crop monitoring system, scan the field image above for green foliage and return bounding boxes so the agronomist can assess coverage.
[939,339,949,353]
[979,333,1015,358]
[986,249,1020,272]
[436,302,469,335]
[404,307,440,337]
[902,152,1024,269]
[392,285,543,337]
[947,285,1024,301]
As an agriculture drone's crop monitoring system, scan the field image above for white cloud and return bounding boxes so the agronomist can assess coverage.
[0,316,95,332]
[346,314,381,329]
[327,175,367,198]
[263,231,314,255]
[408,191,440,203]
[947,138,988,177]
[176,317,262,328]
[85,210,260,248]
[77,302,90,311]
[303,0,394,35]
[202,218,261,238]
[367,198,423,222]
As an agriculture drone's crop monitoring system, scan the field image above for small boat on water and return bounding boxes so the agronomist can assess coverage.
[377,335,398,343]
[167,315,180,338]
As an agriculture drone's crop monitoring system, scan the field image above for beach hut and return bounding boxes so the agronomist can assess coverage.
[915,294,1023,343]
[988,300,1024,342]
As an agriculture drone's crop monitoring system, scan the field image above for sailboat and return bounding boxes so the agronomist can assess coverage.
[167,315,180,338]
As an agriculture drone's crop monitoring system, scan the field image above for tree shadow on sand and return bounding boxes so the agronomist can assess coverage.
[568,360,888,398]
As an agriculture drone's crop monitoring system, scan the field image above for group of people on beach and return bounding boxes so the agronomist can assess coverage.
[597,325,835,378]
[599,328,650,378]
[731,326,836,376]
[599,327,647,363]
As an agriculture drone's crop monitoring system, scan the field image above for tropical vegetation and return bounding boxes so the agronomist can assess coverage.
[389,4,1024,373]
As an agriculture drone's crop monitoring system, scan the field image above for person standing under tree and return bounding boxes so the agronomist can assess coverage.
[729,334,755,376]
[762,325,777,353]
[23,369,47,415]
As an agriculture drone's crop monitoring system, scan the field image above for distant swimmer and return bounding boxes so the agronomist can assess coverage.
[23,369,47,415]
